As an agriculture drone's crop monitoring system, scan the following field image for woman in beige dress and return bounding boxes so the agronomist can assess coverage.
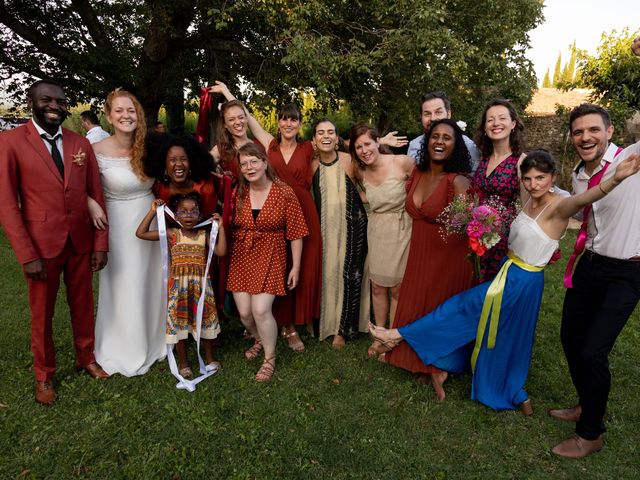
[349,124,415,356]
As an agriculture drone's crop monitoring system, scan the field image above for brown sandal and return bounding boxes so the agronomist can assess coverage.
[244,340,263,360]
[255,357,276,382]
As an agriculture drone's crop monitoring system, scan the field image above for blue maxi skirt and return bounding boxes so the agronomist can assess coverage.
[398,262,545,410]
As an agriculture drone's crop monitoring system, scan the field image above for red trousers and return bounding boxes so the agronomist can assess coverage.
[27,239,96,381]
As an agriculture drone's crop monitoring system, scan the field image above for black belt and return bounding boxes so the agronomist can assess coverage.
[584,250,640,264]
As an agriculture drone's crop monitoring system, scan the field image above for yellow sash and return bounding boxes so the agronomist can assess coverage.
[470,251,544,372]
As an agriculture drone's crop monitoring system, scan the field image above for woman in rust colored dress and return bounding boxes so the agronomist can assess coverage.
[472,99,525,281]
[207,81,266,180]
[227,143,308,382]
[150,135,218,217]
[385,119,475,401]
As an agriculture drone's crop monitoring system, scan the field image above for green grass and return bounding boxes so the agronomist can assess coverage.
[1,230,638,479]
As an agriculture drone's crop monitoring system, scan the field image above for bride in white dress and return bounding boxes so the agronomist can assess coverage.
[91,90,165,376]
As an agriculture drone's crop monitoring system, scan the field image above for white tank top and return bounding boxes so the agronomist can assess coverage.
[508,205,560,267]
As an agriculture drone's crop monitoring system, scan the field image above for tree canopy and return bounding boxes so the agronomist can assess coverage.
[0,0,544,135]
[576,28,640,134]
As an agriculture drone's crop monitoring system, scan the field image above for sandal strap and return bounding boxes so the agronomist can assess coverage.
[256,357,276,381]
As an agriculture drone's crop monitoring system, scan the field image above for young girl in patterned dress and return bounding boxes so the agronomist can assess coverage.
[136,192,227,379]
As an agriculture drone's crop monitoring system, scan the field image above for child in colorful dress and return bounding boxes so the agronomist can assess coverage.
[136,191,227,379]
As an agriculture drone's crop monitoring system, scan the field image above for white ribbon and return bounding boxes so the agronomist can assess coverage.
[157,205,220,392]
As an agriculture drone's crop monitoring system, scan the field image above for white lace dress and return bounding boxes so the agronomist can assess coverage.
[94,154,165,376]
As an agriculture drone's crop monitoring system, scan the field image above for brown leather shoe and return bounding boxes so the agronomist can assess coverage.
[548,405,581,422]
[551,434,603,458]
[77,362,110,379]
[34,380,56,406]
[519,399,533,416]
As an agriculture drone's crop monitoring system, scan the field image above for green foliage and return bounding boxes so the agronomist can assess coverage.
[575,28,640,137]
[1,231,639,478]
[552,53,562,86]
[0,0,543,136]
[542,69,551,88]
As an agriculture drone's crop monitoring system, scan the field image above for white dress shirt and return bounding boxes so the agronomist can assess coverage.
[572,141,640,259]
[32,119,64,158]
[85,125,110,144]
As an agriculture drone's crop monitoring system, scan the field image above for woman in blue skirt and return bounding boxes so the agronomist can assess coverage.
[370,150,640,413]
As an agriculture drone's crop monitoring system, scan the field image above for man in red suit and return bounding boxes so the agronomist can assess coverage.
[0,79,110,405]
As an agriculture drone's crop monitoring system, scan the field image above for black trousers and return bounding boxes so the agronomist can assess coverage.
[561,251,640,439]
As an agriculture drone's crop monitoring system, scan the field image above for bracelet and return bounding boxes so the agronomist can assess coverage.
[598,182,610,195]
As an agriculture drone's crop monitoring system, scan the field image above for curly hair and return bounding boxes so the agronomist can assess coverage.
[235,143,279,215]
[216,99,247,164]
[417,119,471,173]
[104,90,147,179]
[474,99,526,158]
[149,135,215,184]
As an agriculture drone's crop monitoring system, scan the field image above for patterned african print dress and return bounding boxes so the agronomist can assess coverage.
[166,229,219,343]
[472,155,520,281]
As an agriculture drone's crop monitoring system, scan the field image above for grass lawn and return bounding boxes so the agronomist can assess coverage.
[0,230,638,479]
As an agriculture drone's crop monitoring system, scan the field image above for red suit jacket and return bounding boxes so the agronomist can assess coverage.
[0,121,108,263]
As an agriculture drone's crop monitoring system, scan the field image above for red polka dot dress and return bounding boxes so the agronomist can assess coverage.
[227,181,309,295]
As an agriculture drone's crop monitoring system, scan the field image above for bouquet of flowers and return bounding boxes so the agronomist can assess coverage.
[437,192,508,280]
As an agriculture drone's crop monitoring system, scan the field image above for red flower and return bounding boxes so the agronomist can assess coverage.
[468,237,487,256]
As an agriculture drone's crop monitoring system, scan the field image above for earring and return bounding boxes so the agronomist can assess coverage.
[163,170,169,182]
[549,186,556,193]
[334,144,339,151]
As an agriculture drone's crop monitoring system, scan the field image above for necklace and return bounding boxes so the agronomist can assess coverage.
[319,152,339,166]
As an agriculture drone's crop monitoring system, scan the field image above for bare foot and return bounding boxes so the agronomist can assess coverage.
[332,335,346,349]
[368,322,402,351]
[431,371,448,402]
[367,340,382,357]
[415,373,431,385]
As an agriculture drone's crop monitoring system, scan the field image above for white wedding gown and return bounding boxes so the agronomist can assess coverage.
[94,154,165,376]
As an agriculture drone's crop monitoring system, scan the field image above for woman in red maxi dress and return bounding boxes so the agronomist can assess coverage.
[208,81,321,352]
[385,119,475,401]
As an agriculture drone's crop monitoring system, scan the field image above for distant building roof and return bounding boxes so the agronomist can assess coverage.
[525,88,593,116]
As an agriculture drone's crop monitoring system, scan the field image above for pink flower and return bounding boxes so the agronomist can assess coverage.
[466,220,485,238]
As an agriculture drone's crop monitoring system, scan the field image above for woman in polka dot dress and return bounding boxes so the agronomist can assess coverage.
[227,143,309,381]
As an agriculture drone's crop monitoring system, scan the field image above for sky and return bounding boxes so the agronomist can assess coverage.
[527,0,638,85]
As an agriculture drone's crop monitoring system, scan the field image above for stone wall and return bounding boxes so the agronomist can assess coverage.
[523,114,575,189]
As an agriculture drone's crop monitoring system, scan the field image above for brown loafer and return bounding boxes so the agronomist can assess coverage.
[547,405,581,422]
[34,380,56,406]
[519,399,533,416]
[551,434,603,458]
[77,362,110,379]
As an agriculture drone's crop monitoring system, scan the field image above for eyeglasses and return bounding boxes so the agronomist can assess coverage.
[176,209,200,217]
[239,159,263,171]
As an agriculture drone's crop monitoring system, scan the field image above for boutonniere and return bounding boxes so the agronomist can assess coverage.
[72,149,86,166]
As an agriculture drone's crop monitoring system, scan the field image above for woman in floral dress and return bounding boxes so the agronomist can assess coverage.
[472,99,525,281]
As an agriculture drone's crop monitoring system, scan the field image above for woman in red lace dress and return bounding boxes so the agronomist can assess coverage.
[385,119,475,401]
[472,99,525,281]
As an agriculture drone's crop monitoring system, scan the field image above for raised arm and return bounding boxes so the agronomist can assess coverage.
[136,199,164,241]
[554,153,640,220]
[208,80,274,150]
[210,213,227,257]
